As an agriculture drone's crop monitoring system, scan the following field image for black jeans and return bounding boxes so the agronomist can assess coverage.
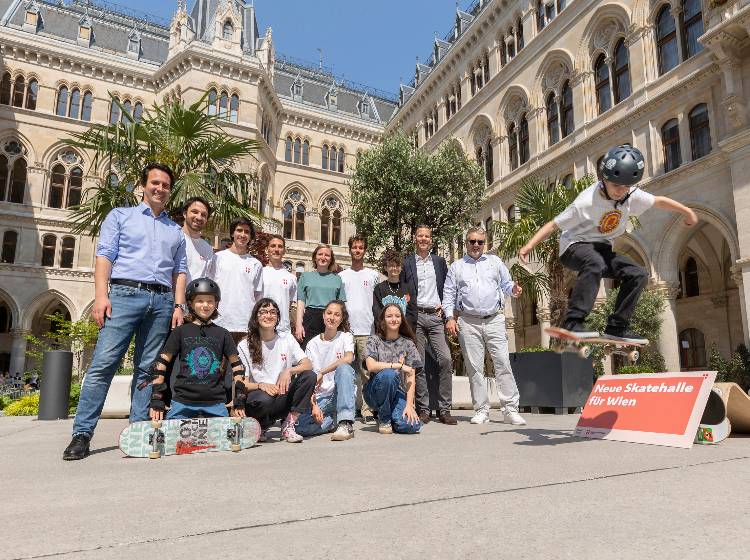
[301,307,325,350]
[244,370,316,430]
[561,242,648,331]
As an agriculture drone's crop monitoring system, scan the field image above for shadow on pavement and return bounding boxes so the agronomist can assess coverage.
[479,428,595,447]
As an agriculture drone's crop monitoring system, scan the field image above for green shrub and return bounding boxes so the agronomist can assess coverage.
[0,394,13,411]
[517,345,552,353]
[616,364,657,374]
[3,393,40,416]
[69,383,81,414]
[710,343,750,388]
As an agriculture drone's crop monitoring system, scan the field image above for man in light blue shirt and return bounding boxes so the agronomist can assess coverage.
[443,226,526,426]
[64,163,187,461]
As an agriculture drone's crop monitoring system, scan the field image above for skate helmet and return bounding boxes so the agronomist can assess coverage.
[186,277,221,303]
[599,144,645,186]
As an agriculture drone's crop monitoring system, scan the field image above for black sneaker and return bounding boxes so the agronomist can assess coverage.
[603,328,648,345]
[63,434,91,461]
[563,321,599,338]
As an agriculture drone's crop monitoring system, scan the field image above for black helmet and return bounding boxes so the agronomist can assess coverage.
[600,144,645,186]
[186,277,221,303]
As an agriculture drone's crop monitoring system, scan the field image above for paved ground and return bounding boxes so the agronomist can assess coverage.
[2,412,749,560]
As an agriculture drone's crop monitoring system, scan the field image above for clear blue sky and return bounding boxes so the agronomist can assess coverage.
[118,0,473,96]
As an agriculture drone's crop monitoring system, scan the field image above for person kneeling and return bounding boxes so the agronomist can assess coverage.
[364,304,422,435]
[148,278,245,421]
[296,300,357,441]
[235,298,316,443]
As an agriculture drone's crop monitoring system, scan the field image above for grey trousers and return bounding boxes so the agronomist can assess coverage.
[352,335,372,416]
[414,312,453,414]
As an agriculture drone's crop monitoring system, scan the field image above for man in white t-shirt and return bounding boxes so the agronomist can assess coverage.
[338,235,380,424]
[181,197,216,284]
[262,234,297,334]
[214,218,264,343]
[520,145,698,343]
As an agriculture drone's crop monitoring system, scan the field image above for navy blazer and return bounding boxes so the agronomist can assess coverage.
[400,253,448,303]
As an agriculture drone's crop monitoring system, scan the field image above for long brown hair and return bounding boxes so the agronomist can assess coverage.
[311,244,336,271]
[246,298,281,366]
[324,300,350,334]
[375,303,416,344]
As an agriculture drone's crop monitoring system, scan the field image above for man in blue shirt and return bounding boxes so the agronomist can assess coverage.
[443,226,526,426]
[63,163,187,460]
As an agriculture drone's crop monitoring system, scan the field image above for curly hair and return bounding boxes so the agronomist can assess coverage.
[246,298,281,366]
[324,300,350,333]
[374,303,416,344]
[380,248,403,275]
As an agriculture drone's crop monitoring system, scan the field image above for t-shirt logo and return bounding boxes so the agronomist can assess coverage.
[280,353,287,362]
[282,279,288,285]
[363,281,369,287]
[336,351,343,359]
[598,210,622,234]
[245,266,253,274]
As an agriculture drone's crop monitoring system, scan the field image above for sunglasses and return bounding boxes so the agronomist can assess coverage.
[467,239,485,246]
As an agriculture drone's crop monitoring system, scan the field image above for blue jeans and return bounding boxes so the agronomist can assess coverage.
[363,369,421,434]
[72,284,174,437]
[296,365,356,437]
[167,400,228,419]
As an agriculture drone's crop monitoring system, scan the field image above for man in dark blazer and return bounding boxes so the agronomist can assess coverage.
[401,225,456,425]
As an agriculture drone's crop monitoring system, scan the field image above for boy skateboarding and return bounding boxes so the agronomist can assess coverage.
[519,144,698,344]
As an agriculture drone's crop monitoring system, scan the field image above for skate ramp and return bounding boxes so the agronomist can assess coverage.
[714,383,750,433]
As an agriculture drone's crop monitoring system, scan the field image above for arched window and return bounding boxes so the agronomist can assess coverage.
[547,93,559,146]
[48,151,84,208]
[12,76,25,107]
[8,157,26,204]
[562,174,574,189]
[329,146,338,172]
[320,208,330,244]
[283,202,294,238]
[320,196,343,245]
[302,140,310,165]
[689,104,711,160]
[285,136,293,162]
[681,0,704,59]
[223,20,234,41]
[656,6,679,75]
[133,102,143,123]
[60,237,76,269]
[594,55,611,114]
[679,328,706,370]
[613,40,631,104]
[322,144,329,169]
[69,88,81,119]
[56,86,69,117]
[507,204,516,224]
[109,97,121,124]
[49,164,66,208]
[485,217,494,247]
[507,29,516,59]
[68,167,83,207]
[338,147,345,172]
[560,80,574,137]
[219,91,228,119]
[662,118,681,172]
[81,91,93,121]
[207,89,218,116]
[508,123,519,171]
[519,114,530,165]
[485,140,493,184]
[684,256,700,297]
[537,0,546,31]
[293,138,301,164]
[25,79,38,110]
[516,18,524,50]
[0,73,11,105]
[282,190,306,241]
[0,304,9,333]
[295,204,306,240]
[558,0,567,11]
[124,100,133,122]
[41,234,57,267]
[1,230,17,263]
[230,94,239,123]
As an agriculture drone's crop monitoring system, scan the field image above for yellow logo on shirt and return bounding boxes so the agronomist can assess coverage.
[598,210,622,234]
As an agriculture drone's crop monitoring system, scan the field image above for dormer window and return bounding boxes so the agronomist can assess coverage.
[24,3,41,32]
[326,90,337,111]
[291,79,303,101]
[79,26,90,41]
[222,20,234,41]
[360,102,370,118]
[127,30,141,59]
[78,14,92,47]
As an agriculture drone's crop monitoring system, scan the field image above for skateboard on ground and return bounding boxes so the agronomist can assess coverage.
[119,416,261,459]
[545,326,646,363]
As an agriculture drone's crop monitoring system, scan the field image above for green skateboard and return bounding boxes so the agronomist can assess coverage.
[119,416,261,459]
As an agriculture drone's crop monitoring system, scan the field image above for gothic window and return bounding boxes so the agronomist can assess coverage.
[546,1,555,23]
[25,79,38,110]
[207,88,218,116]
[536,0,546,31]
[657,6,679,75]
[560,80,574,137]
[475,146,485,182]
[679,328,706,369]
[485,217,493,247]
[219,91,228,119]
[508,123,519,171]
[0,73,10,105]
[507,204,516,224]
[662,118,681,172]
[684,256,700,297]
[133,102,143,123]
[595,55,611,114]
[519,114,530,165]
[689,104,711,160]
[562,174,574,189]
[56,86,69,117]
[0,305,9,333]
[322,144,329,169]
[320,196,343,246]
[558,0,566,11]
[69,88,81,119]
[1,230,17,263]
[485,140,493,184]
[41,234,57,267]
[60,237,76,269]
[547,93,559,146]
[282,190,306,241]
[329,145,338,172]
[109,97,121,124]
[47,151,84,208]
[222,20,234,41]
[500,39,507,66]
[302,140,310,165]
[613,39,631,104]
[127,34,140,54]
[81,91,93,121]
[681,0,704,59]
[293,137,301,164]
[516,18,524,50]
[12,76,25,108]
[230,94,239,123]
[507,29,516,59]
[0,140,28,204]
[285,136,293,162]
[338,147,345,173]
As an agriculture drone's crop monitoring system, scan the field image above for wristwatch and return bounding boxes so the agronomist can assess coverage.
[174,303,188,313]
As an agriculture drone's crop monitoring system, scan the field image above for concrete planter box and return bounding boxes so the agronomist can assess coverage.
[101,375,131,418]
[510,351,593,411]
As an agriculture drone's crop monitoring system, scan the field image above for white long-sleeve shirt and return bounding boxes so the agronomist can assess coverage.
[442,253,514,318]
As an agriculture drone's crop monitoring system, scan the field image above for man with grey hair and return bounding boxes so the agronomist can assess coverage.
[443,226,526,425]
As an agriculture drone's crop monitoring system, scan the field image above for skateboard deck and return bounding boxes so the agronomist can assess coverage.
[545,326,646,362]
[119,416,261,459]
[713,382,750,433]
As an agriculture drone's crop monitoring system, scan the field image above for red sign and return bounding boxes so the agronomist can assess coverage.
[575,371,717,448]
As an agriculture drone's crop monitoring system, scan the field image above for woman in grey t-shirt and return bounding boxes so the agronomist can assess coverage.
[364,304,422,434]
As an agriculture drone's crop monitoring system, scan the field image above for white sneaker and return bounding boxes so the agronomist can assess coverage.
[470,410,490,424]
[281,414,303,443]
[503,410,527,426]
[331,421,354,441]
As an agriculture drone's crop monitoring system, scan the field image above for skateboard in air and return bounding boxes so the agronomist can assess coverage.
[119,416,261,459]
[545,326,646,363]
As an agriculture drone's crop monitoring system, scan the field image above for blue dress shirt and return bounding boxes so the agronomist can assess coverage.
[442,254,514,317]
[96,202,187,288]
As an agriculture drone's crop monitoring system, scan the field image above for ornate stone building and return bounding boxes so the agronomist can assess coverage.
[388,0,750,372]
[0,0,396,375]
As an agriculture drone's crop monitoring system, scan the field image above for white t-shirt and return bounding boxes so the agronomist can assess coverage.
[305,331,355,398]
[554,183,655,255]
[262,265,298,333]
[338,267,380,335]
[184,235,216,283]
[236,333,306,385]
[213,249,264,332]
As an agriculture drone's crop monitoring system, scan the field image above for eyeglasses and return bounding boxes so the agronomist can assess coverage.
[258,309,278,317]
[467,239,486,246]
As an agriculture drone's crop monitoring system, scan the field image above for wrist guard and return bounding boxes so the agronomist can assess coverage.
[150,382,168,411]
[232,379,248,408]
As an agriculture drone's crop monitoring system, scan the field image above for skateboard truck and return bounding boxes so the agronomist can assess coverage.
[148,420,164,459]
[227,417,243,452]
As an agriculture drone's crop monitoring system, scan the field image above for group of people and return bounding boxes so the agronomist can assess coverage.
[63,144,698,461]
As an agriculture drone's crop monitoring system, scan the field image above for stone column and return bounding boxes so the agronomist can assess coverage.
[537,308,551,348]
[731,266,750,348]
[505,318,517,353]
[671,5,685,63]
[9,328,28,378]
[655,283,681,371]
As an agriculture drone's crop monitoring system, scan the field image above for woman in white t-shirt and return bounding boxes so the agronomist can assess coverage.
[296,300,357,441]
[235,298,316,443]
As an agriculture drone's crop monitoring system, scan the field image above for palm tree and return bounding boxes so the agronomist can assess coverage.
[494,174,595,327]
[66,93,263,236]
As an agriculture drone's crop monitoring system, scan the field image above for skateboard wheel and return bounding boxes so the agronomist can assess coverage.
[628,350,640,363]
[230,444,241,452]
[148,451,161,459]
[578,346,591,359]
[150,420,162,429]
